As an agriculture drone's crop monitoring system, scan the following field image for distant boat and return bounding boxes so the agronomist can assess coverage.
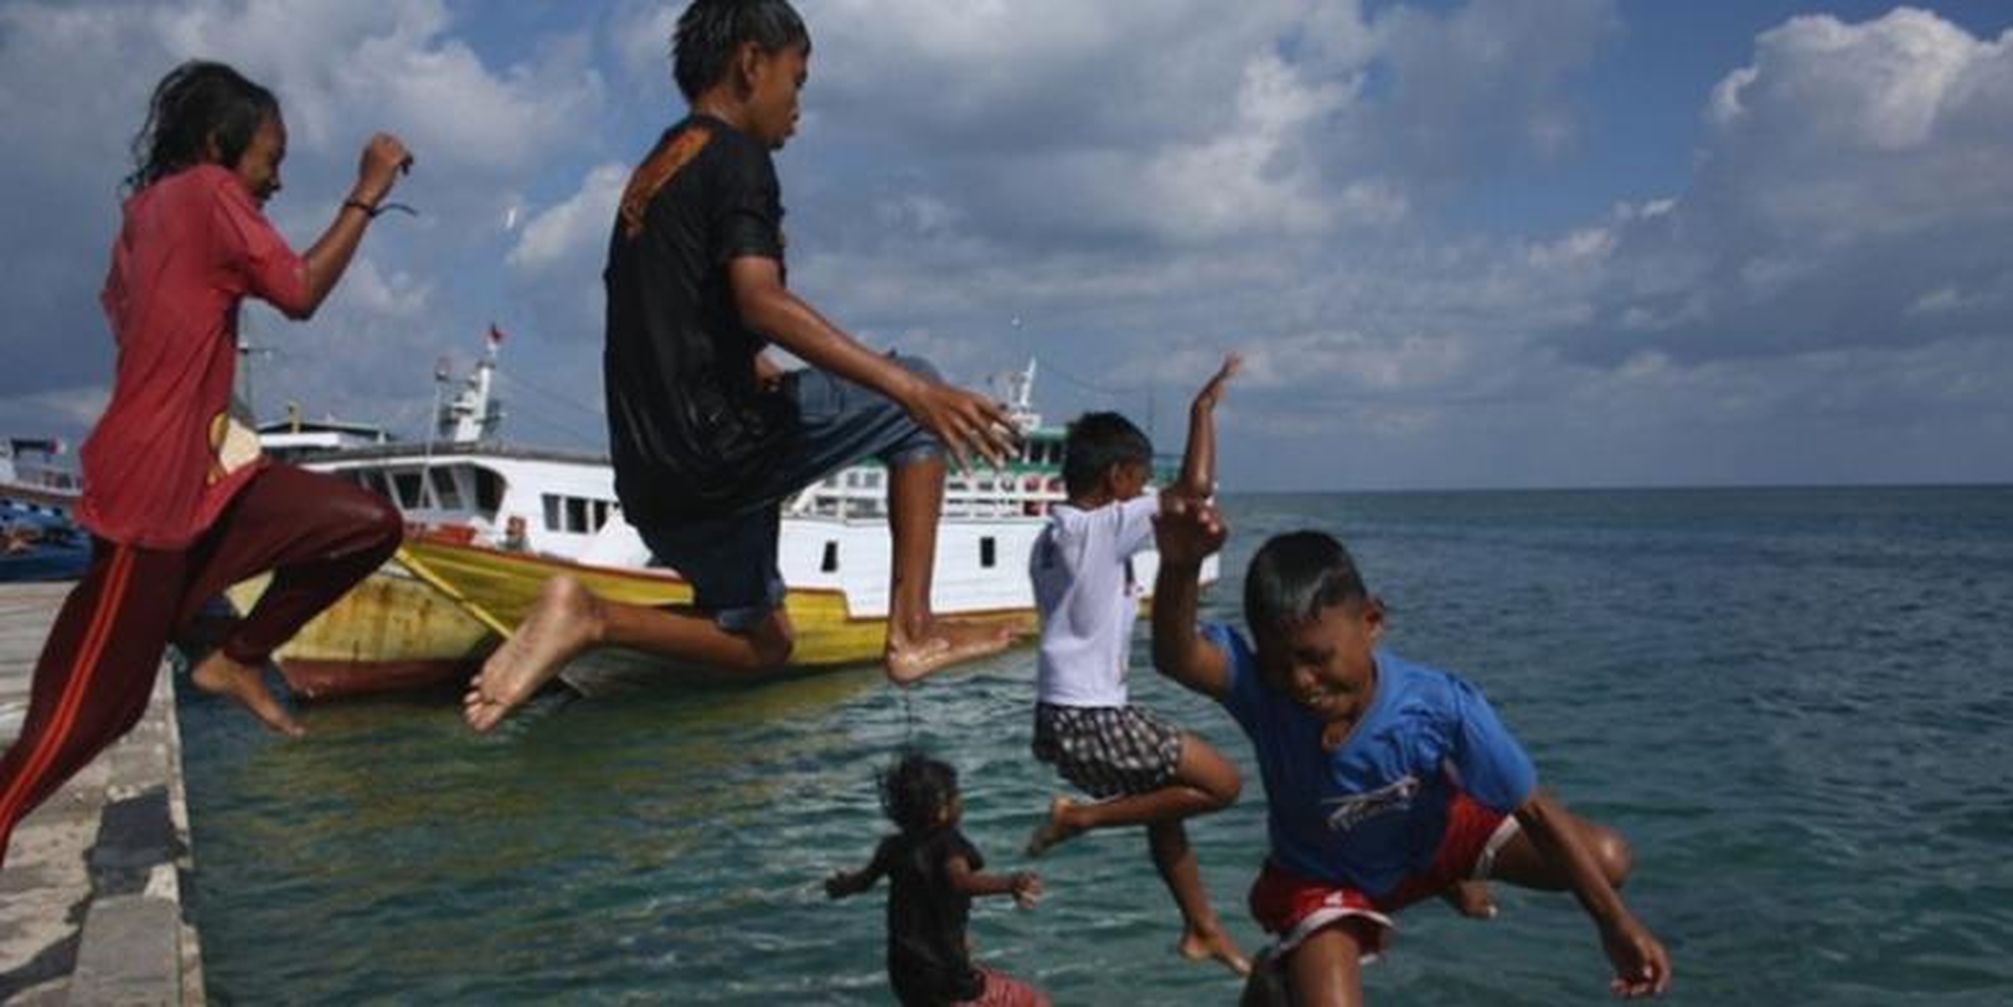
[230,332,1213,698]
[1,438,88,582]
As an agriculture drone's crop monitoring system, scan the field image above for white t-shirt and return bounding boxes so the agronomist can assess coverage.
[1031,489,1159,707]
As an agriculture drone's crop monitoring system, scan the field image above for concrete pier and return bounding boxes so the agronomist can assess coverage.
[0,582,203,1004]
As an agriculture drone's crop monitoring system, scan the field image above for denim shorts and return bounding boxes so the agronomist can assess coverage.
[637,353,943,631]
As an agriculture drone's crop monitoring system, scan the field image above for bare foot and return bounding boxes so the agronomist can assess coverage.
[1025,796,1084,857]
[191,651,304,738]
[885,617,1013,685]
[463,576,601,732]
[1179,924,1252,976]
[1443,879,1498,920]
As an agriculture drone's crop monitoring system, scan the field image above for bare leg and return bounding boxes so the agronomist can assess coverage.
[190,650,304,738]
[1487,807,1634,892]
[463,576,795,732]
[1282,923,1371,1007]
[1027,733,1240,854]
[881,455,1012,684]
[1026,735,1247,974]
[1151,820,1250,975]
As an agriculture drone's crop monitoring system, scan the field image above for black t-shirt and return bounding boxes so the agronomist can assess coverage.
[875,827,986,1005]
[603,114,798,525]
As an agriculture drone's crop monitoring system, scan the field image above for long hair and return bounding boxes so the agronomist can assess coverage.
[127,60,278,192]
[672,0,811,102]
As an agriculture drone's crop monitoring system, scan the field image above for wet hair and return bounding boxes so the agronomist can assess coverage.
[1244,531,1371,633]
[672,0,812,103]
[879,752,958,834]
[1062,411,1153,497]
[127,60,279,192]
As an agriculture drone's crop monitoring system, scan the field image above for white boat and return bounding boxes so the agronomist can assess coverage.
[232,334,1214,697]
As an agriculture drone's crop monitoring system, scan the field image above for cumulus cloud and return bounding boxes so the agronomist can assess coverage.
[1556,7,2013,367]
[0,0,606,430]
[6,0,2008,488]
[508,162,626,275]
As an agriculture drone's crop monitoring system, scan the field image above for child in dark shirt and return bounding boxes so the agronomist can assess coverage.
[827,753,1050,1006]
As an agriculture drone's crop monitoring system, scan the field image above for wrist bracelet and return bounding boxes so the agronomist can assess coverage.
[342,199,419,220]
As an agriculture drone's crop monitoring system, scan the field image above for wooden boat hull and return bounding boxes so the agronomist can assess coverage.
[227,562,496,698]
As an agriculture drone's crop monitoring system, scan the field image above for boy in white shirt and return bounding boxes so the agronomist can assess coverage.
[1024,356,1249,976]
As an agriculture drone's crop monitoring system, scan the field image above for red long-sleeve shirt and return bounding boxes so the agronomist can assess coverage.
[77,164,310,548]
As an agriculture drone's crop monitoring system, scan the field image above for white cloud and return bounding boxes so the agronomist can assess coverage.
[1559,7,2013,367]
[508,163,627,274]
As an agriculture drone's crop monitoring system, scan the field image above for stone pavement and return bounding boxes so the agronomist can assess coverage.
[0,583,203,1005]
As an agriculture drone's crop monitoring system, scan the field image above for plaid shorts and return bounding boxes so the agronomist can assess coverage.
[1030,702,1184,799]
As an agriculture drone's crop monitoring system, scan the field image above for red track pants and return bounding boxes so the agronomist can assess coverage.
[0,465,401,866]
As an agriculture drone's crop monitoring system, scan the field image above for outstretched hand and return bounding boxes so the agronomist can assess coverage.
[906,381,1020,472]
[1601,917,1672,998]
[1192,352,1242,412]
[1010,871,1044,909]
[1154,493,1227,568]
[823,870,858,900]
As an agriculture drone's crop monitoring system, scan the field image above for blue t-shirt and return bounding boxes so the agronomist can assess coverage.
[1207,623,1537,895]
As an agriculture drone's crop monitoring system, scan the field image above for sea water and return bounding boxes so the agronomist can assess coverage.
[179,487,2013,1004]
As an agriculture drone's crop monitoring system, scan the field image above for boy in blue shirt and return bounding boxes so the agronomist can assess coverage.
[1021,356,1250,975]
[1150,502,1672,1004]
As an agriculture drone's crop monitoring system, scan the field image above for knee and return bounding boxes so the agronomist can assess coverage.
[745,621,795,671]
[334,487,404,558]
[364,497,404,552]
[1592,826,1634,888]
[1209,770,1243,810]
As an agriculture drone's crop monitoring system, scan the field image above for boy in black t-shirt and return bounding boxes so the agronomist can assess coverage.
[827,754,1050,1006]
[464,0,1023,731]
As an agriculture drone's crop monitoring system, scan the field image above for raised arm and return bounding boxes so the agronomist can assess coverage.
[943,855,1043,909]
[286,134,410,319]
[728,256,1018,470]
[1172,353,1240,500]
[1513,791,1672,998]
[1149,495,1232,700]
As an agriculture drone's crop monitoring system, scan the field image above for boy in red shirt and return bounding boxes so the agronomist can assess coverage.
[0,61,412,866]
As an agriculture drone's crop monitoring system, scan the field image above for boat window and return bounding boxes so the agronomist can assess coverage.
[821,540,838,573]
[591,499,611,532]
[392,471,424,510]
[980,536,997,569]
[472,467,504,515]
[565,497,589,533]
[542,493,562,531]
[429,468,462,510]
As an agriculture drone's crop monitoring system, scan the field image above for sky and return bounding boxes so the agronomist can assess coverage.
[2,0,2009,491]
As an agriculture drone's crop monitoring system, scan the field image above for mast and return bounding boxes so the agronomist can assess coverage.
[438,326,506,444]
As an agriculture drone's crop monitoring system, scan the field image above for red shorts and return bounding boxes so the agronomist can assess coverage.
[1248,793,1519,959]
[955,966,1050,1006]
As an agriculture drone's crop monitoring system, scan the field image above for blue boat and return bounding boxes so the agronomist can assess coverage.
[1,437,88,582]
